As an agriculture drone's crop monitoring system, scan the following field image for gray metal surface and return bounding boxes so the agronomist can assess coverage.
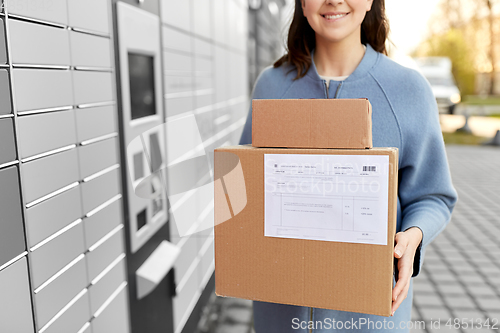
[83,199,122,249]
[0,258,35,333]
[0,17,6,64]
[0,69,11,114]
[34,257,88,327]
[0,166,25,267]
[17,109,77,159]
[70,31,111,68]
[86,228,124,281]
[30,222,85,288]
[80,168,120,214]
[72,71,113,105]
[78,138,118,179]
[8,19,70,65]
[67,0,110,35]
[91,287,129,333]
[12,68,73,111]
[8,0,68,25]
[22,148,79,204]
[0,118,16,164]
[26,186,83,247]
[75,105,116,142]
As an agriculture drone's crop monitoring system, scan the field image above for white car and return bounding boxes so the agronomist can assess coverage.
[413,57,461,114]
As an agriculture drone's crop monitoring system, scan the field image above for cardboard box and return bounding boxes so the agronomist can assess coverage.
[252,99,373,149]
[214,145,398,317]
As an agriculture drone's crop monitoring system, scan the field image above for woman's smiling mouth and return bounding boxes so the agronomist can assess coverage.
[321,12,349,21]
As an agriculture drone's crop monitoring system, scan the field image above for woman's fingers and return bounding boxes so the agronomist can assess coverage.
[390,229,421,315]
[392,277,410,315]
[394,232,409,259]
[392,253,412,303]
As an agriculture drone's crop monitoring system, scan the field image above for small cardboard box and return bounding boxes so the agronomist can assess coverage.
[252,99,373,149]
[214,145,398,317]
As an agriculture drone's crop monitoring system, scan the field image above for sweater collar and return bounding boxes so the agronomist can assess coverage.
[306,43,379,82]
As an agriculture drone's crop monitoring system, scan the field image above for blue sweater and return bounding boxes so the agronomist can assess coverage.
[239,43,458,277]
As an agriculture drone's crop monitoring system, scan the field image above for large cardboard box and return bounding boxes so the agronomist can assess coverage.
[252,99,373,149]
[214,145,398,317]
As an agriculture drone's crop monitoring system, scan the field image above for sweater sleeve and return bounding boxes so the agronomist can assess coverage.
[398,72,458,278]
[239,66,287,145]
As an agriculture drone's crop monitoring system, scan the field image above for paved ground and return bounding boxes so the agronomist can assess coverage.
[196,145,500,333]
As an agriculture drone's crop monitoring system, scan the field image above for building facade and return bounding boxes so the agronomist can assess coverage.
[0,0,248,332]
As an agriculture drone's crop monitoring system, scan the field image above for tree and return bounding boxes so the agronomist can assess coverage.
[417,29,476,95]
[419,0,499,95]
[486,0,497,94]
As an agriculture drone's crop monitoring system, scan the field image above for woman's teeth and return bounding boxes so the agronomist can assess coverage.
[323,13,347,19]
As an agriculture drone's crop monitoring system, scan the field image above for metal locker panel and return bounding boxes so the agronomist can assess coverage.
[195,95,213,111]
[173,265,199,330]
[164,75,192,94]
[0,69,11,115]
[89,258,126,314]
[80,168,120,214]
[0,118,16,165]
[162,26,191,54]
[193,76,213,91]
[160,0,190,33]
[70,31,111,68]
[73,71,113,106]
[213,0,226,45]
[165,97,193,117]
[43,290,90,333]
[163,51,192,73]
[199,238,214,283]
[193,0,211,40]
[17,109,77,159]
[34,257,88,328]
[0,258,34,333]
[13,69,73,112]
[22,148,79,205]
[84,199,121,250]
[195,57,212,75]
[75,105,116,143]
[195,112,213,139]
[174,235,198,282]
[9,20,70,66]
[214,47,228,103]
[91,287,129,333]
[86,228,124,281]
[67,0,109,35]
[0,166,25,268]
[78,138,118,179]
[79,323,93,333]
[26,186,82,248]
[8,0,68,25]
[30,222,85,289]
[0,18,6,64]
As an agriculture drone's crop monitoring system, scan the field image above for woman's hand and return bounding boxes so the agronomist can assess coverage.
[391,227,423,316]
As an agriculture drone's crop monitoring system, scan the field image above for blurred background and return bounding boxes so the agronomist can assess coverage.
[0,0,498,333]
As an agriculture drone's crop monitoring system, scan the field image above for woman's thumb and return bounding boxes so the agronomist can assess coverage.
[394,233,408,258]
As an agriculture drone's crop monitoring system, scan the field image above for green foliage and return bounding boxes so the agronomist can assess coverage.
[421,29,476,95]
[442,131,489,145]
[463,95,500,105]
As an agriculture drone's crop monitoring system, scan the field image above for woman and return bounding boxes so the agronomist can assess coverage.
[239,0,458,332]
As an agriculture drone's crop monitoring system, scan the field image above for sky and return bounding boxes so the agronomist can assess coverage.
[385,0,440,56]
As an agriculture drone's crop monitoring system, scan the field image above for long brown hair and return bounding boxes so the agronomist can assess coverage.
[274,0,390,79]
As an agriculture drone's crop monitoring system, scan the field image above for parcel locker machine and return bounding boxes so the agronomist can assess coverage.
[114,2,178,332]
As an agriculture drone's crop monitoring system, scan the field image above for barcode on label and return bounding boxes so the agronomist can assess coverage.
[363,166,376,172]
